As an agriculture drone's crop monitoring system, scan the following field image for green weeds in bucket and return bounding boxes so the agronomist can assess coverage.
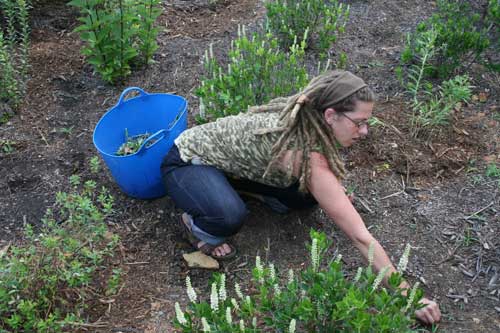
[116,129,157,156]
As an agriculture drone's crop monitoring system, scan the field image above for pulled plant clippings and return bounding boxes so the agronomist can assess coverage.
[116,129,156,156]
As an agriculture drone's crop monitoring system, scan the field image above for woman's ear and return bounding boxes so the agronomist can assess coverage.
[324,108,336,125]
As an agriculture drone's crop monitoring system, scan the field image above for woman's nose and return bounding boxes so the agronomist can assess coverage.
[359,124,369,136]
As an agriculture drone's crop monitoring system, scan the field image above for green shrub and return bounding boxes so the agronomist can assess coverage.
[173,231,423,332]
[401,0,491,79]
[265,0,349,59]
[397,26,472,135]
[196,27,309,122]
[0,174,119,332]
[68,0,162,84]
[0,0,31,109]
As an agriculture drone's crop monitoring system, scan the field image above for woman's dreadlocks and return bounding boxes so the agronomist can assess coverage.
[249,70,375,192]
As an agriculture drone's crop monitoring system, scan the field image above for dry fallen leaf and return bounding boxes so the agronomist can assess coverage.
[183,251,219,269]
[479,92,488,103]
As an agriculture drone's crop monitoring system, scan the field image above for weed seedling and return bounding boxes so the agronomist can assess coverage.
[0,139,15,153]
[90,156,101,173]
[106,268,123,296]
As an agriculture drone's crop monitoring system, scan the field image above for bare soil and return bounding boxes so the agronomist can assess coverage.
[1,0,499,332]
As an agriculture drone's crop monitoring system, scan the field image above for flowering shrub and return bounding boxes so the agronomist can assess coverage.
[173,230,423,332]
[265,0,349,59]
[196,26,308,122]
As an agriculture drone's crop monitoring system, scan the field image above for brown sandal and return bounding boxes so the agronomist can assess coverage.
[180,213,237,261]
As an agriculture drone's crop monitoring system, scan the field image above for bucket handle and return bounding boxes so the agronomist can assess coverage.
[136,129,166,154]
[117,87,149,106]
[166,102,187,131]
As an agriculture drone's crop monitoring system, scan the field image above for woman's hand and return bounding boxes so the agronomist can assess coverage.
[415,297,441,324]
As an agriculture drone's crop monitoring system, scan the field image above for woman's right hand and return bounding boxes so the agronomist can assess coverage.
[415,297,441,325]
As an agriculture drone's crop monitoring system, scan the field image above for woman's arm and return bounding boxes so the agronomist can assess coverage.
[307,152,441,324]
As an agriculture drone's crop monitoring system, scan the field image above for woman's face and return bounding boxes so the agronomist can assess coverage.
[323,101,374,147]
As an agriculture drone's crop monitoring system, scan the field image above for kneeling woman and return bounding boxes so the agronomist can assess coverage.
[161,70,441,324]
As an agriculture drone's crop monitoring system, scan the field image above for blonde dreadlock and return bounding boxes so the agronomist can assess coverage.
[251,70,375,192]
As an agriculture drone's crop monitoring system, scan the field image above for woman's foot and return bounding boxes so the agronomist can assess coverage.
[180,213,237,260]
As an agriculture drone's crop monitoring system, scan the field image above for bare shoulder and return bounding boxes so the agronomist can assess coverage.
[309,152,330,169]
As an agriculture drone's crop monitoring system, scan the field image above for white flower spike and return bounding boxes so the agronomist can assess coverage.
[219,274,227,301]
[174,302,187,325]
[210,282,219,311]
[368,241,375,267]
[226,307,232,324]
[311,238,319,271]
[289,318,296,333]
[372,266,390,292]
[235,282,244,299]
[201,317,211,332]
[397,244,411,273]
[186,276,197,303]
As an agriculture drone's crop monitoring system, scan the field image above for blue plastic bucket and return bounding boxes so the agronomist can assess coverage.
[93,87,187,199]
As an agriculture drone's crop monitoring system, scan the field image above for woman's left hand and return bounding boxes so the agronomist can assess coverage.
[415,297,441,324]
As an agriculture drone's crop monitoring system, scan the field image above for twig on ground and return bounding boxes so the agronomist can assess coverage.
[357,197,374,213]
[379,191,404,200]
[36,127,50,146]
[464,202,494,220]
[125,261,150,265]
[63,321,109,328]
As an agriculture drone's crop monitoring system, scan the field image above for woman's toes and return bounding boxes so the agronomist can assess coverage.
[212,243,231,257]
[221,243,231,253]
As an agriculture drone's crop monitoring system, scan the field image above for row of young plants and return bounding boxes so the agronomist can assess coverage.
[1,0,348,113]
[173,231,423,332]
[0,0,30,114]
[0,158,122,332]
[396,0,499,136]
[66,0,349,85]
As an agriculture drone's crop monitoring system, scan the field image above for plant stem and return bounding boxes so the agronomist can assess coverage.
[144,0,154,64]
[85,0,107,67]
[119,0,124,81]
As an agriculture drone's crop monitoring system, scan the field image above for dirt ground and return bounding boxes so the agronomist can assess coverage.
[1,0,499,332]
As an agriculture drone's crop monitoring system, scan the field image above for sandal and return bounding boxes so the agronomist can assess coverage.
[180,213,237,261]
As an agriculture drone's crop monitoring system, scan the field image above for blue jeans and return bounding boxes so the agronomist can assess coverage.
[161,145,317,245]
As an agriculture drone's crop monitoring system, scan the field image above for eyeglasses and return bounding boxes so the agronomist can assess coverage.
[341,113,369,129]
